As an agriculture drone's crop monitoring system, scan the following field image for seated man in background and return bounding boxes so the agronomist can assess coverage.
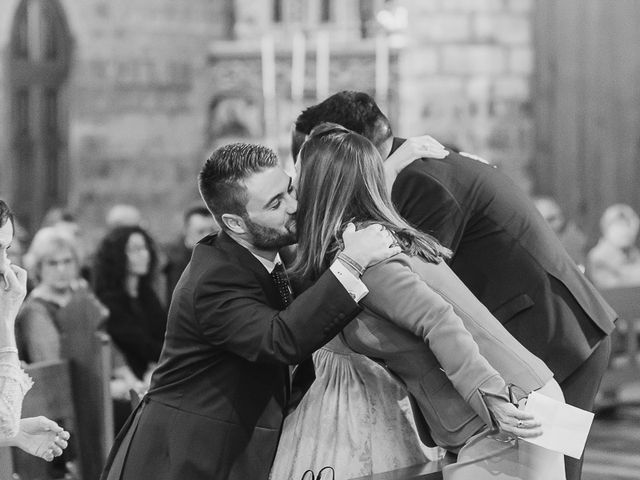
[533,195,588,270]
[162,204,219,305]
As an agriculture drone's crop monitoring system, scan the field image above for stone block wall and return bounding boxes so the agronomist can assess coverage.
[58,0,233,244]
[398,0,535,190]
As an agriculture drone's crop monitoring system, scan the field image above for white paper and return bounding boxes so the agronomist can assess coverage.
[521,391,594,459]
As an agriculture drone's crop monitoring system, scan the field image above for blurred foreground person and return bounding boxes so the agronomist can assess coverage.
[587,203,640,289]
[0,200,69,461]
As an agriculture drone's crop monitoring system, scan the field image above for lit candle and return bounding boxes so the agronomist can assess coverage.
[375,33,389,111]
[291,31,306,102]
[316,31,330,101]
[261,34,276,102]
[261,34,277,145]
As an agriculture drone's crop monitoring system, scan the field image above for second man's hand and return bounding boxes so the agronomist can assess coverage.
[341,223,401,271]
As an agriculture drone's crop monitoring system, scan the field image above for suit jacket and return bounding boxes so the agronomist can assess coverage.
[343,254,553,450]
[390,139,616,382]
[101,231,361,480]
[162,237,192,306]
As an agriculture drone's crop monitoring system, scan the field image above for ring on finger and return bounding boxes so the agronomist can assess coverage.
[517,420,524,428]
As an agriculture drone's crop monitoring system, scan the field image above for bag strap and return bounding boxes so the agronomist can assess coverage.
[300,469,315,480]
[317,466,335,480]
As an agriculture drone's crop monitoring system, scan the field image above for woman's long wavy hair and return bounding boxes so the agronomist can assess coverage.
[92,225,158,297]
[291,123,451,281]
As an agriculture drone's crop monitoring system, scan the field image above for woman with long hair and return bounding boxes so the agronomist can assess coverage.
[272,124,566,480]
[93,226,166,382]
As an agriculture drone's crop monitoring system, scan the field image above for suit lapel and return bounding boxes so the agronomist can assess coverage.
[214,231,283,310]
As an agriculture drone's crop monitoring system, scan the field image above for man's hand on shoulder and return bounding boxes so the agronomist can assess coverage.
[341,223,401,271]
[384,135,449,190]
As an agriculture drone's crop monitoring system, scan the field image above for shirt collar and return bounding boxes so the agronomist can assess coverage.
[250,252,283,273]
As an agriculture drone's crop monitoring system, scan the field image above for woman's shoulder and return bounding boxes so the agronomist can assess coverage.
[19,294,57,318]
[369,251,441,273]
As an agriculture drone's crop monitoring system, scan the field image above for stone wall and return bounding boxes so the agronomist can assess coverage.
[60,0,234,243]
[398,0,535,189]
[0,0,22,199]
[1,0,536,243]
[206,39,397,171]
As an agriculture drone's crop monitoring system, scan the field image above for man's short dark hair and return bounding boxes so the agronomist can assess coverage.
[198,143,279,225]
[183,204,211,224]
[293,91,393,158]
[0,200,14,229]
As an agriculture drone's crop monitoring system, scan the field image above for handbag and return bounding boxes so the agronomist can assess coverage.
[300,466,335,480]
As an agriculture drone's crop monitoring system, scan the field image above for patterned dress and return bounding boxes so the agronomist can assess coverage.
[270,335,440,480]
[0,355,33,438]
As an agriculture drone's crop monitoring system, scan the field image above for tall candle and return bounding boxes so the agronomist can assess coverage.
[261,34,277,145]
[291,31,306,102]
[375,33,389,112]
[316,31,330,101]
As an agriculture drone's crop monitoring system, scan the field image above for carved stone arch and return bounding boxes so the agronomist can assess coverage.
[8,0,73,232]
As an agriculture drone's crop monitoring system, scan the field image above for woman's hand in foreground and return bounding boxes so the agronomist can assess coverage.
[484,395,542,438]
[12,416,70,461]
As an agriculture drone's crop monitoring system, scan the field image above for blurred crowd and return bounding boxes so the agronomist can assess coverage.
[8,202,219,433]
[533,197,640,289]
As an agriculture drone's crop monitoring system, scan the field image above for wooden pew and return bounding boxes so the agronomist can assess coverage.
[597,286,640,411]
[57,293,113,480]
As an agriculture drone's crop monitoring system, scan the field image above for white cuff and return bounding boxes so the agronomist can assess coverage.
[329,260,369,302]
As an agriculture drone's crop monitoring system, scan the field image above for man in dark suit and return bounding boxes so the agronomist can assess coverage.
[100,143,399,480]
[293,91,617,480]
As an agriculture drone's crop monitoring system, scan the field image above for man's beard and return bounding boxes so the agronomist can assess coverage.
[243,215,297,250]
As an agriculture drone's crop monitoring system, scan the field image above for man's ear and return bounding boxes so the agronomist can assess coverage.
[220,213,246,235]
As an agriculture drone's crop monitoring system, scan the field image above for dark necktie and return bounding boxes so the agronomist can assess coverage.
[270,262,293,308]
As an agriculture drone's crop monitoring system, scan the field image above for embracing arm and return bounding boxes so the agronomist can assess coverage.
[194,263,361,365]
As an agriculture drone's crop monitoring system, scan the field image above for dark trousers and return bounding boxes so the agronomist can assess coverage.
[559,335,612,480]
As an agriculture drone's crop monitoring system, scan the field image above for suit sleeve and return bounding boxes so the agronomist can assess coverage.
[193,262,361,365]
[361,256,509,427]
[392,166,465,251]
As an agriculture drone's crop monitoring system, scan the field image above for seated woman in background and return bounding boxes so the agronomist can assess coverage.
[273,124,566,480]
[587,203,640,289]
[1,200,69,461]
[17,227,103,363]
[93,226,167,384]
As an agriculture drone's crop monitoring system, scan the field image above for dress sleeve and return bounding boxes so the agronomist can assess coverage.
[0,354,33,439]
[361,256,509,427]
